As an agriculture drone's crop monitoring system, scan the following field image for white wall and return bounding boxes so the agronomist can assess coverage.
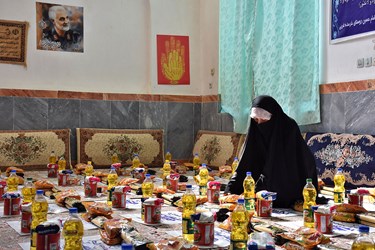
[323,0,375,84]
[0,0,219,95]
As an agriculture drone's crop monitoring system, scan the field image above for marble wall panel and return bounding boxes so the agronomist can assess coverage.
[167,102,194,159]
[220,112,234,132]
[80,100,111,128]
[0,97,13,130]
[13,97,48,130]
[48,99,80,129]
[111,101,139,129]
[330,93,346,133]
[201,102,221,131]
[193,103,201,138]
[345,90,375,135]
[139,102,168,130]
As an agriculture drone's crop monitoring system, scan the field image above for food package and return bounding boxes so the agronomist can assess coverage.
[278,227,330,249]
[175,165,187,174]
[74,163,88,175]
[91,216,108,228]
[34,179,55,190]
[64,197,86,213]
[118,178,140,186]
[121,224,154,249]
[335,203,367,214]
[87,202,113,217]
[55,190,81,205]
[333,212,356,223]
[219,194,241,204]
[5,166,24,177]
[99,229,122,245]
[155,237,188,250]
[103,219,128,239]
[153,186,176,195]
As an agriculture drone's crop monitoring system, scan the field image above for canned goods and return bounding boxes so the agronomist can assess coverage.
[194,222,215,246]
[47,164,58,178]
[143,198,163,224]
[3,196,21,216]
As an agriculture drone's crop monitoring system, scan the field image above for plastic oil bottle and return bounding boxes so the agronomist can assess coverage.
[165,151,172,161]
[49,150,57,164]
[162,160,171,187]
[22,177,36,203]
[303,178,317,228]
[351,225,375,250]
[31,190,48,250]
[141,174,154,220]
[193,153,201,175]
[132,154,140,169]
[243,172,255,212]
[58,156,67,171]
[334,168,346,204]
[230,198,249,250]
[182,184,196,243]
[111,153,120,164]
[232,156,239,174]
[6,169,19,192]
[198,163,209,196]
[63,207,84,250]
[85,161,94,177]
[107,166,118,206]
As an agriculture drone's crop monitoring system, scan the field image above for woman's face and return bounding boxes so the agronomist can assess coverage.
[253,117,269,124]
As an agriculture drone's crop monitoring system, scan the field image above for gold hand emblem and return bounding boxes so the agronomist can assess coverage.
[161,36,185,84]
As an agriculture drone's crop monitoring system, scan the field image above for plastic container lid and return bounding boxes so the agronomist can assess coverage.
[69,207,78,214]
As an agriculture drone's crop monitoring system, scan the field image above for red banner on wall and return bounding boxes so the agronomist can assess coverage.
[157,35,190,85]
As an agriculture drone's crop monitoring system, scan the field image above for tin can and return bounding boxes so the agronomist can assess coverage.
[57,173,69,186]
[348,193,363,206]
[194,222,215,246]
[112,192,126,208]
[166,174,179,192]
[35,223,61,250]
[47,164,58,178]
[256,199,272,217]
[0,185,4,201]
[314,212,333,234]
[132,168,145,183]
[207,188,220,203]
[84,177,99,197]
[143,198,163,224]
[4,197,21,216]
[21,211,32,233]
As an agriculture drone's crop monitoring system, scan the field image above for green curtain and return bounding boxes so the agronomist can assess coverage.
[219,0,321,133]
[219,0,256,134]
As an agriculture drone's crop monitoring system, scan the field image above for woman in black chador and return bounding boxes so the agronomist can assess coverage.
[225,95,318,208]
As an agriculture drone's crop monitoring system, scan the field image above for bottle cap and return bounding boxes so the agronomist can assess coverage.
[110,166,116,170]
[202,163,206,168]
[337,168,343,172]
[358,225,369,233]
[311,205,319,211]
[121,243,134,250]
[69,207,78,214]
[27,177,33,181]
[10,170,16,173]
[237,198,245,204]
[234,156,238,160]
[246,172,252,176]
[145,174,151,178]
[306,178,312,182]
[36,190,44,195]
[186,184,192,189]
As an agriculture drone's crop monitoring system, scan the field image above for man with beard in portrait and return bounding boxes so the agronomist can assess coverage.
[41,5,82,52]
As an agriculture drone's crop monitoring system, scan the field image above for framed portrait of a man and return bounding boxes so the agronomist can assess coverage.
[36,2,83,53]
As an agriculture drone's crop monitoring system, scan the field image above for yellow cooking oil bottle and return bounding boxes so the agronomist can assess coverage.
[182,184,196,243]
[230,198,249,250]
[303,178,317,228]
[351,225,375,250]
[107,166,118,206]
[334,168,346,204]
[243,172,255,212]
[31,190,48,250]
[165,151,172,161]
[85,161,94,177]
[132,154,141,169]
[162,160,171,187]
[232,156,239,174]
[6,169,19,192]
[198,163,209,196]
[141,173,154,220]
[58,156,67,171]
[63,207,84,250]
[22,177,36,203]
[49,150,57,164]
[193,153,200,175]
[111,152,120,164]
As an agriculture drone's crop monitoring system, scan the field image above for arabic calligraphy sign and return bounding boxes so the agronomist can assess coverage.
[331,0,375,43]
[0,20,28,66]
